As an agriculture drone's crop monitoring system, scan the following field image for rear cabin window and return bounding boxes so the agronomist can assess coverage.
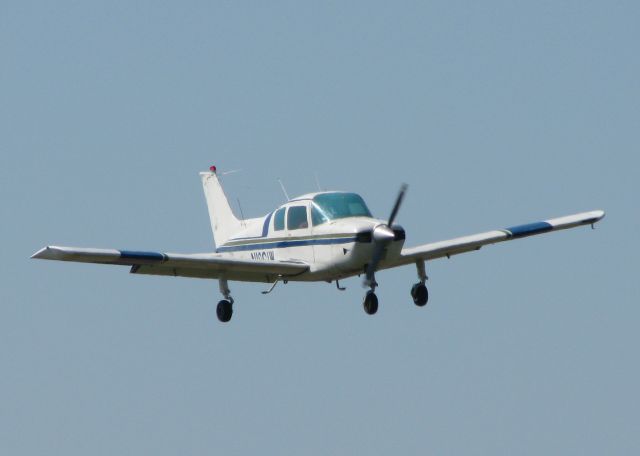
[273,208,286,231]
[287,206,308,230]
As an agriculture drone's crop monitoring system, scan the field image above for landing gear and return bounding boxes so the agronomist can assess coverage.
[411,260,428,307]
[362,268,379,315]
[363,291,378,315]
[216,299,233,322]
[411,283,428,306]
[217,278,234,323]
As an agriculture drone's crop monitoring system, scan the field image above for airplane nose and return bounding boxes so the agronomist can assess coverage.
[373,225,396,242]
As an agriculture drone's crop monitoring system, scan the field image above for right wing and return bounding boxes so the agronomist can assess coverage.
[31,246,309,283]
[382,209,605,269]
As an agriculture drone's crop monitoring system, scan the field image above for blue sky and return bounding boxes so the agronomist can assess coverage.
[1,1,638,454]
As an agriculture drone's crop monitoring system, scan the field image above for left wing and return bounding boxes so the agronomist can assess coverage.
[31,246,309,282]
[381,209,605,269]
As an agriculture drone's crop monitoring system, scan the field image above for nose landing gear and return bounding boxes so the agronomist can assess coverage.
[362,269,379,315]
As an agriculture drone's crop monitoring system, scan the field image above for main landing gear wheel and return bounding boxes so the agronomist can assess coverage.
[216,299,233,322]
[411,283,428,307]
[363,291,379,315]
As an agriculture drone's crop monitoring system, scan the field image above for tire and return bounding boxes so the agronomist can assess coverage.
[363,292,378,315]
[216,299,233,322]
[411,283,428,307]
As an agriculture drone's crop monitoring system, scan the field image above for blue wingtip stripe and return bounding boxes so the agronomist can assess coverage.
[505,221,553,238]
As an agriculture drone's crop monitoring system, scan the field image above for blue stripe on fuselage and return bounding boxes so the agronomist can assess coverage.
[505,221,553,238]
[216,236,357,253]
[228,213,273,242]
[262,212,273,237]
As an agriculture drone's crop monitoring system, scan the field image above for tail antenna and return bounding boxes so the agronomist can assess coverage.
[277,178,290,202]
[222,169,242,176]
[236,198,247,227]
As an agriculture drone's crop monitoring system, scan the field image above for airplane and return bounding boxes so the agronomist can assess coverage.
[32,165,605,322]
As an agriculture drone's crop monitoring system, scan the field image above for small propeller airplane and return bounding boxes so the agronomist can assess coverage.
[32,165,605,322]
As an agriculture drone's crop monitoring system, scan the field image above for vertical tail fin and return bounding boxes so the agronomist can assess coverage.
[200,168,243,247]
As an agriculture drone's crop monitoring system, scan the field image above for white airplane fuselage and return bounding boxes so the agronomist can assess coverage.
[215,193,405,282]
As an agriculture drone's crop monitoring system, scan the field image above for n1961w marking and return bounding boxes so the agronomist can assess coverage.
[251,251,275,261]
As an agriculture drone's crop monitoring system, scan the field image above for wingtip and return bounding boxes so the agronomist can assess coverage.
[31,245,66,260]
[31,246,49,259]
[587,209,605,224]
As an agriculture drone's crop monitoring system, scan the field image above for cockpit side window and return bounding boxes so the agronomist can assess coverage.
[273,207,286,231]
[287,206,308,230]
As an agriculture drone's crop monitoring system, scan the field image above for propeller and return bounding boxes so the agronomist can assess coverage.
[364,184,408,288]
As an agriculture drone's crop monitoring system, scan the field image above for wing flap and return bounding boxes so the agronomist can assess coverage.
[386,209,605,268]
[129,264,284,282]
[398,230,508,262]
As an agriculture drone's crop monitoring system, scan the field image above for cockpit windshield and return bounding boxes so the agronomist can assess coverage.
[311,192,372,226]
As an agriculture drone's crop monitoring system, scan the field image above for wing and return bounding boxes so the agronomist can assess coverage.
[31,246,309,283]
[382,209,605,269]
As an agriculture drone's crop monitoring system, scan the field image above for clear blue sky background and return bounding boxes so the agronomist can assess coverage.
[1,1,638,454]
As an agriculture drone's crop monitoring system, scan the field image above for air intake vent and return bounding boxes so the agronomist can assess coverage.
[355,231,373,243]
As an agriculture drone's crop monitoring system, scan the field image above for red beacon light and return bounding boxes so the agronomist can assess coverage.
[209,165,217,173]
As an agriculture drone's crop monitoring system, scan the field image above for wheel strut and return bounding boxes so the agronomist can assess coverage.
[416,260,428,284]
[219,278,234,304]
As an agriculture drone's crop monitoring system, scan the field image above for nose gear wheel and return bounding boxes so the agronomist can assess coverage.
[363,291,379,315]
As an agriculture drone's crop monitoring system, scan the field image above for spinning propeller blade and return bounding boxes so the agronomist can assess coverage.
[364,184,408,287]
[387,183,407,227]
